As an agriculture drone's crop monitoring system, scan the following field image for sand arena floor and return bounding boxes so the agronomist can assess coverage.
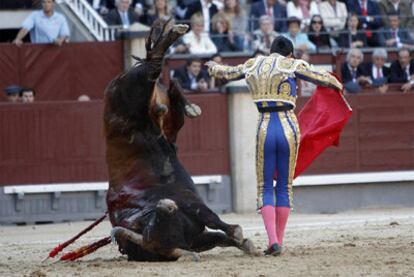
[0,208,413,277]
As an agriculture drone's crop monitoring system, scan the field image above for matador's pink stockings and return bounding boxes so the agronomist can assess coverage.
[275,207,290,246]
[261,205,278,247]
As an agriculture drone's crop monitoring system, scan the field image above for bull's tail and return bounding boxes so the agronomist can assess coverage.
[42,211,108,262]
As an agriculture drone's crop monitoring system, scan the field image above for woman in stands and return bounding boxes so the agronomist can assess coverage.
[308,15,331,49]
[222,0,247,51]
[286,0,320,30]
[182,13,217,55]
[339,14,367,48]
[145,0,171,26]
[210,12,240,52]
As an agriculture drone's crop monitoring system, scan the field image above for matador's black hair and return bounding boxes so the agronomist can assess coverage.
[270,36,294,57]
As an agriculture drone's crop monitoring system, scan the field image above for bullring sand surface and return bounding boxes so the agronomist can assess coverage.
[0,208,413,277]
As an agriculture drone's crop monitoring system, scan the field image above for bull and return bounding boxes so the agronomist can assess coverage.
[104,18,256,261]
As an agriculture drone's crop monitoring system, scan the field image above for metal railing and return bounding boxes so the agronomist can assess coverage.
[58,0,116,41]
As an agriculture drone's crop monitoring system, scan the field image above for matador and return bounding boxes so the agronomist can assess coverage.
[206,36,343,256]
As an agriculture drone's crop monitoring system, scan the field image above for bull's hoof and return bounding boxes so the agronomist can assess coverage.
[229,225,244,245]
[156,199,178,215]
[185,104,202,118]
[177,252,200,262]
[173,24,189,35]
[240,239,260,256]
[111,226,144,246]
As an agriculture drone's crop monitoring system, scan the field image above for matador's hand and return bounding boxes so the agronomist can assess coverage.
[205,61,218,69]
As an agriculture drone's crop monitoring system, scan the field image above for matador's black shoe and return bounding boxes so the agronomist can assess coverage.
[264,243,282,256]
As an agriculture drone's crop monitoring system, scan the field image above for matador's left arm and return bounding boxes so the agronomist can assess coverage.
[294,61,343,91]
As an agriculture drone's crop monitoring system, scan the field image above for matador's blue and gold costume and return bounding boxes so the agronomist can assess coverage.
[209,53,343,210]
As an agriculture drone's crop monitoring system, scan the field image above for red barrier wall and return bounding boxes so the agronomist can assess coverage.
[0,93,230,185]
[0,92,413,186]
[0,42,123,101]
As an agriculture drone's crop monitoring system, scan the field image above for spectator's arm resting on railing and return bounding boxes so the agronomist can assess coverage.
[12,28,29,46]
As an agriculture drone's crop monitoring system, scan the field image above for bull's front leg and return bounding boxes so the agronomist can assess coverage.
[162,79,201,143]
[190,231,259,256]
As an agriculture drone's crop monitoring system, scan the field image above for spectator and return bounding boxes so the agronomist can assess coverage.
[389,48,414,92]
[173,58,210,92]
[252,15,279,54]
[308,15,332,49]
[249,0,288,32]
[182,13,218,55]
[318,0,348,41]
[87,0,109,15]
[286,0,320,30]
[222,0,248,51]
[362,48,390,93]
[12,0,70,46]
[20,88,35,103]
[378,13,414,48]
[185,0,219,32]
[339,14,368,48]
[210,12,240,52]
[4,86,22,103]
[346,0,382,46]
[363,48,390,85]
[145,0,171,26]
[341,48,370,93]
[379,0,412,29]
[295,49,317,96]
[283,17,316,51]
[105,0,141,28]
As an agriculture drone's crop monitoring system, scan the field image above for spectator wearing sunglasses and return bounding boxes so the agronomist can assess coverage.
[308,15,332,49]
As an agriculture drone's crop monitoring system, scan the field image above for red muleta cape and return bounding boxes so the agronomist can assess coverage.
[276,85,353,179]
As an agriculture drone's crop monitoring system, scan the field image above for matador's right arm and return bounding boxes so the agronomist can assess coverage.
[207,58,256,80]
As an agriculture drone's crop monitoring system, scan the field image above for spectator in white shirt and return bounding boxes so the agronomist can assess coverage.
[286,0,320,30]
[182,13,218,55]
[318,0,348,39]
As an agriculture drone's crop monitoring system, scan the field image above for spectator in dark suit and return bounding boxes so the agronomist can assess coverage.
[341,48,370,93]
[378,13,414,48]
[249,0,287,32]
[362,48,390,93]
[379,0,412,29]
[339,14,368,48]
[346,0,382,46]
[185,0,219,32]
[105,0,141,28]
[389,48,414,92]
[173,58,210,92]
